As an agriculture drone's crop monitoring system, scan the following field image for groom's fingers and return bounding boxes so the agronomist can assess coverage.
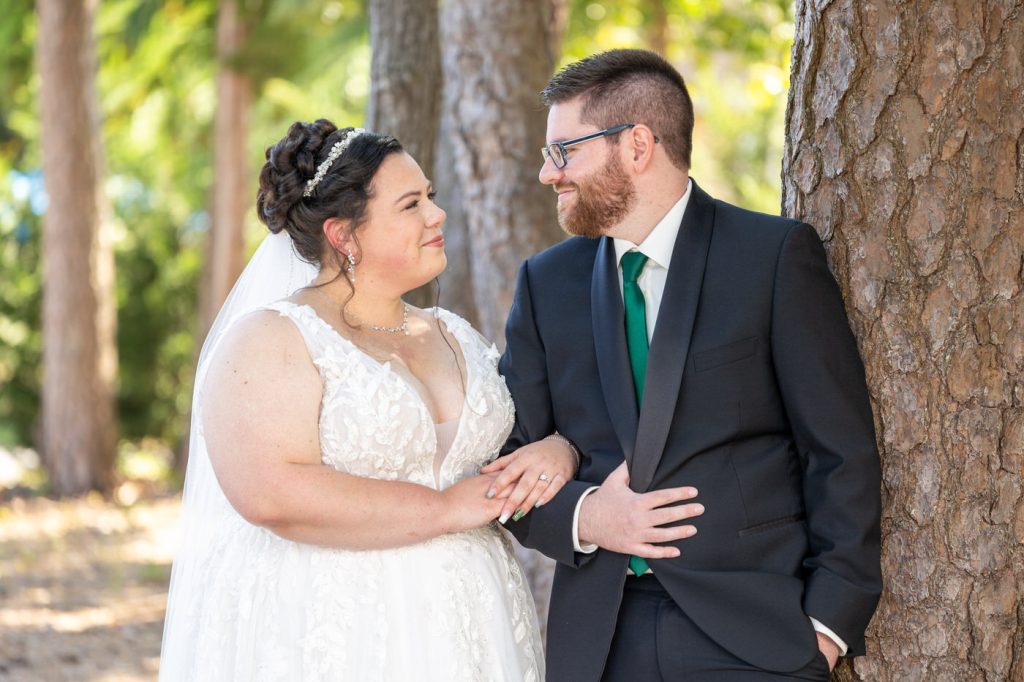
[642,486,699,510]
[647,502,705,527]
[632,543,682,559]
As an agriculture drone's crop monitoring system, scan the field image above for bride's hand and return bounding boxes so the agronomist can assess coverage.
[480,435,578,523]
[440,473,509,532]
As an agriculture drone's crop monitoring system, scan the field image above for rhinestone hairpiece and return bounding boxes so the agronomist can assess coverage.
[302,127,365,197]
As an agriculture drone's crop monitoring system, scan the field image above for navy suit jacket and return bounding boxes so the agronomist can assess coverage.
[500,180,882,681]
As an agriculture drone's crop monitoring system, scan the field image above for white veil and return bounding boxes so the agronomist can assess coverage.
[159,231,318,679]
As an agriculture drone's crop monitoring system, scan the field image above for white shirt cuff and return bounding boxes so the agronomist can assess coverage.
[810,618,848,656]
[571,486,601,553]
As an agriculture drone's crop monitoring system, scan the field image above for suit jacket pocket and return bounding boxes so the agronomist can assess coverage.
[693,336,759,372]
[737,513,806,537]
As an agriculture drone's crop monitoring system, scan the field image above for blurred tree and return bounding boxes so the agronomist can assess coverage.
[438,0,563,345]
[365,0,440,309]
[437,0,565,635]
[36,0,117,494]
[784,1,1023,679]
[200,0,253,334]
[365,0,439,180]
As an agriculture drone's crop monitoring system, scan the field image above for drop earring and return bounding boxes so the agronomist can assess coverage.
[346,251,356,284]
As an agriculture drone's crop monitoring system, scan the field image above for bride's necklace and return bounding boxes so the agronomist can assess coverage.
[364,303,410,335]
[310,287,410,336]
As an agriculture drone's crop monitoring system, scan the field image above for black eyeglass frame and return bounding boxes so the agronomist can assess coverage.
[541,123,659,169]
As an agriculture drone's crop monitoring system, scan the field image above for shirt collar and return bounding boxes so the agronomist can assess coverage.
[613,178,692,270]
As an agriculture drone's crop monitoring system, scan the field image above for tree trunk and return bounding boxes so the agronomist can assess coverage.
[367,0,440,179]
[37,0,117,495]
[440,0,564,637]
[366,0,441,309]
[439,0,563,345]
[181,0,252,474]
[201,0,252,334]
[784,1,1024,679]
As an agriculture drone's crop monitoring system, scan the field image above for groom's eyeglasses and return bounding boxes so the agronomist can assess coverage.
[541,124,659,169]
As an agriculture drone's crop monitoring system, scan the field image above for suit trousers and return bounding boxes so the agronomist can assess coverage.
[601,575,832,681]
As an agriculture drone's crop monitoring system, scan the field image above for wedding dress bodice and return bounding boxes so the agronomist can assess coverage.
[271,301,514,489]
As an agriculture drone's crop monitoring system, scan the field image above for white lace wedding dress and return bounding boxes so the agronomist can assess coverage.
[160,302,543,681]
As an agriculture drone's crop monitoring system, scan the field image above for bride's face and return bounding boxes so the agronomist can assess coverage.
[350,152,447,295]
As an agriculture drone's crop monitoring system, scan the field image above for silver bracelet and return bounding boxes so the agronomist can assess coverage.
[546,433,580,475]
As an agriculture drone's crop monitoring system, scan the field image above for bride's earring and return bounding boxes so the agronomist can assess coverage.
[346,251,356,284]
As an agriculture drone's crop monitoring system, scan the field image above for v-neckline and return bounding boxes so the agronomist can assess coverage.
[290,302,471,487]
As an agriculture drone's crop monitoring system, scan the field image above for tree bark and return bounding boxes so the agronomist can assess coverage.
[365,0,442,310]
[200,0,252,335]
[439,0,564,637]
[37,0,117,495]
[784,1,1024,679]
[367,0,441,179]
[439,0,563,345]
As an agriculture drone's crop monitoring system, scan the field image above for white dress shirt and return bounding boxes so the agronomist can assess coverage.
[565,179,848,655]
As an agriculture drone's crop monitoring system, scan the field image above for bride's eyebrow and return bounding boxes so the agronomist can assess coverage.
[393,184,433,205]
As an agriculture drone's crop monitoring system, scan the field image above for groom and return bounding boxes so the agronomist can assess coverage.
[501,49,881,680]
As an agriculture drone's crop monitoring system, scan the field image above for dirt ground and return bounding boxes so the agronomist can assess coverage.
[0,486,179,682]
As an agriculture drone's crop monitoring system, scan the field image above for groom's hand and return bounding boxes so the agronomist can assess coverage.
[578,462,703,557]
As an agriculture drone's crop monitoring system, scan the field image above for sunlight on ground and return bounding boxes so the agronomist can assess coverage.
[0,491,181,681]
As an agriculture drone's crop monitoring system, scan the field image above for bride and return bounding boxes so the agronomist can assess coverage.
[159,120,577,681]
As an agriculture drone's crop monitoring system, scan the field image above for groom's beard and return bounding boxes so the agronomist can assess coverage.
[557,152,636,239]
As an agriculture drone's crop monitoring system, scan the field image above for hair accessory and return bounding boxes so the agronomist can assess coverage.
[303,128,365,197]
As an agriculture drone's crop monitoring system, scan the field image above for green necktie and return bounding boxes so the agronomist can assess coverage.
[621,251,651,576]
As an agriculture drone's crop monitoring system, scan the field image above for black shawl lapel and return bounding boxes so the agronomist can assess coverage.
[591,235,639,465]
[630,180,715,492]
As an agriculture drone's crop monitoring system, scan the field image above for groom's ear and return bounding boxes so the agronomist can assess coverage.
[322,217,355,255]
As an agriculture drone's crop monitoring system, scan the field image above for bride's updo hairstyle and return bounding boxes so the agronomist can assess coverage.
[256,118,403,268]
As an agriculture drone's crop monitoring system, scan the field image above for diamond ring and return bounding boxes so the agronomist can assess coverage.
[538,473,550,482]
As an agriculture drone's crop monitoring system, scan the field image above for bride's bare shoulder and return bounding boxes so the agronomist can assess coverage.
[208,308,312,375]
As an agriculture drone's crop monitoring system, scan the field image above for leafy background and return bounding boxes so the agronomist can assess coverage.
[0,0,794,482]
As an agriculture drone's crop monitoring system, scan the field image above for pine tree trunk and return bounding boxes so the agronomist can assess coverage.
[784,1,1024,679]
[366,0,441,309]
[37,0,117,495]
[439,0,564,637]
[201,0,251,334]
[367,0,440,178]
[439,0,563,345]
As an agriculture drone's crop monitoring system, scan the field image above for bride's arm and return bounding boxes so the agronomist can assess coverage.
[200,311,506,550]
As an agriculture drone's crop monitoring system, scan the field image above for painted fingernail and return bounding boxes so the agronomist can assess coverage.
[498,511,511,524]
[511,509,525,522]
[534,500,545,508]
[485,489,496,499]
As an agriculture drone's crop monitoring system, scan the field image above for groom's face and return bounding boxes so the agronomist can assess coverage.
[539,99,636,239]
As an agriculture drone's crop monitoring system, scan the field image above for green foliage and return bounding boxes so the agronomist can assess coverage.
[563,0,794,213]
[1,0,794,458]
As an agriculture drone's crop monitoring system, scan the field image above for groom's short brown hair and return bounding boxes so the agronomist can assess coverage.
[541,49,694,171]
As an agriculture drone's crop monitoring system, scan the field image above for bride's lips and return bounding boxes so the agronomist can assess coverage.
[422,235,445,248]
